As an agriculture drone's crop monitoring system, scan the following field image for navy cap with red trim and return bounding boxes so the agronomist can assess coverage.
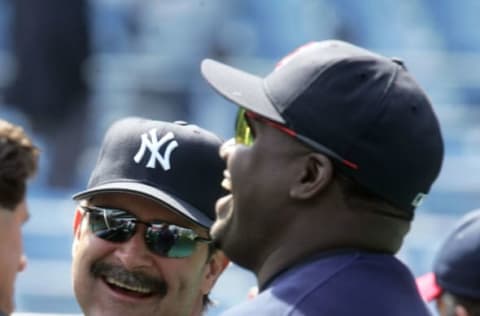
[201,40,444,214]
[417,209,480,301]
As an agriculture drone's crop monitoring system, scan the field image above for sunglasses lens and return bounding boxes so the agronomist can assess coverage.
[146,224,197,258]
[88,209,135,243]
[235,108,253,145]
[85,206,205,259]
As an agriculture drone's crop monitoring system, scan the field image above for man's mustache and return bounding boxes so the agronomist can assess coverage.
[91,261,167,296]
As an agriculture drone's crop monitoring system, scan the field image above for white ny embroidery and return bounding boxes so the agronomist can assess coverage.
[133,129,178,170]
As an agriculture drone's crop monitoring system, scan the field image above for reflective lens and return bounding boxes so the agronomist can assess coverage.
[235,108,253,145]
[81,206,210,258]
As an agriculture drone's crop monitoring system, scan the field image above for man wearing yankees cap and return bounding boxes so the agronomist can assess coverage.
[202,40,444,315]
[71,117,229,316]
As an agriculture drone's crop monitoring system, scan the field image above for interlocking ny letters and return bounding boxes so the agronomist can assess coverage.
[133,129,178,170]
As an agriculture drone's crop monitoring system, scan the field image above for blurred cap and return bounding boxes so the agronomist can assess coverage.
[416,209,480,301]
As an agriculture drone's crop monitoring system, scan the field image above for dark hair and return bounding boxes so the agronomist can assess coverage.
[0,120,39,210]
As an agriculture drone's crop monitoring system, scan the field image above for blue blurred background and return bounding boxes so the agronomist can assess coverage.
[0,0,479,315]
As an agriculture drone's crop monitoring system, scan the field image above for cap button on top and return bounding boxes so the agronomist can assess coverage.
[391,57,407,69]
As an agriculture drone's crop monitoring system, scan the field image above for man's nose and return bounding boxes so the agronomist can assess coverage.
[219,138,236,160]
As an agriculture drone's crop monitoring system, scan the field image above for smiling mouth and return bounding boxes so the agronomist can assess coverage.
[103,276,154,298]
[92,261,167,299]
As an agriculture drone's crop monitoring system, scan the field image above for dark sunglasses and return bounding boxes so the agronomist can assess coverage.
[235,108,358,170]
[80,205,211,259]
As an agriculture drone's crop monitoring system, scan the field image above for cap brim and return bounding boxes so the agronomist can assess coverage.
[201,59,285,123]
[73,182,213,228]
[416,272,442,302]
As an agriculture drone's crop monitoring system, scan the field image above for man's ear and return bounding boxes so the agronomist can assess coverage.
[200,250,230,295]
[289,153,333,200]
[73,208,83,237]
[71,208,86,258]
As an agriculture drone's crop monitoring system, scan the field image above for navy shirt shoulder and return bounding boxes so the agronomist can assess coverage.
[221,252,431,316]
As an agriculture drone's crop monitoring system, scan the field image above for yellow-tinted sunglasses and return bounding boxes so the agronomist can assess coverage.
[235,108,253,145]
[234,108,358,170]
[235,108,296,146]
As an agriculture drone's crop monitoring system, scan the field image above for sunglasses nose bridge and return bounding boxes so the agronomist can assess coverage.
[130,221,174,257]
[115,222,156,265]
[129,220,154,243]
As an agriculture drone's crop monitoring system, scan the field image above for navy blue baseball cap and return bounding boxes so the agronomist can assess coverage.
[73,117,225,228]
[201,40,444,214]
[417,209,480,301]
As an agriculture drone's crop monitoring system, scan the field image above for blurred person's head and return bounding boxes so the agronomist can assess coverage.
[201,40,444,286]
[417,209,480,316]
[0,119,38,315]
[71,117,229,316]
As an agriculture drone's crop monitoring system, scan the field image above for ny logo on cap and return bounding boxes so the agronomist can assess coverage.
[133,129,178,170]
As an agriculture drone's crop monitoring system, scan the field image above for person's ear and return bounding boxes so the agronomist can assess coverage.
[73,208,83,237]
[200,250,230,295]
[290,153,333,199]
[71,208,85,257]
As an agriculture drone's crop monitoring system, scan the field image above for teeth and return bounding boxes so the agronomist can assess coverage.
[222,170,232,191]
[221,178,231,191]
[105,276,152,294]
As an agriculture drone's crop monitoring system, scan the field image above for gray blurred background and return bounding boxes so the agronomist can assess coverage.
[0,0,479,315]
